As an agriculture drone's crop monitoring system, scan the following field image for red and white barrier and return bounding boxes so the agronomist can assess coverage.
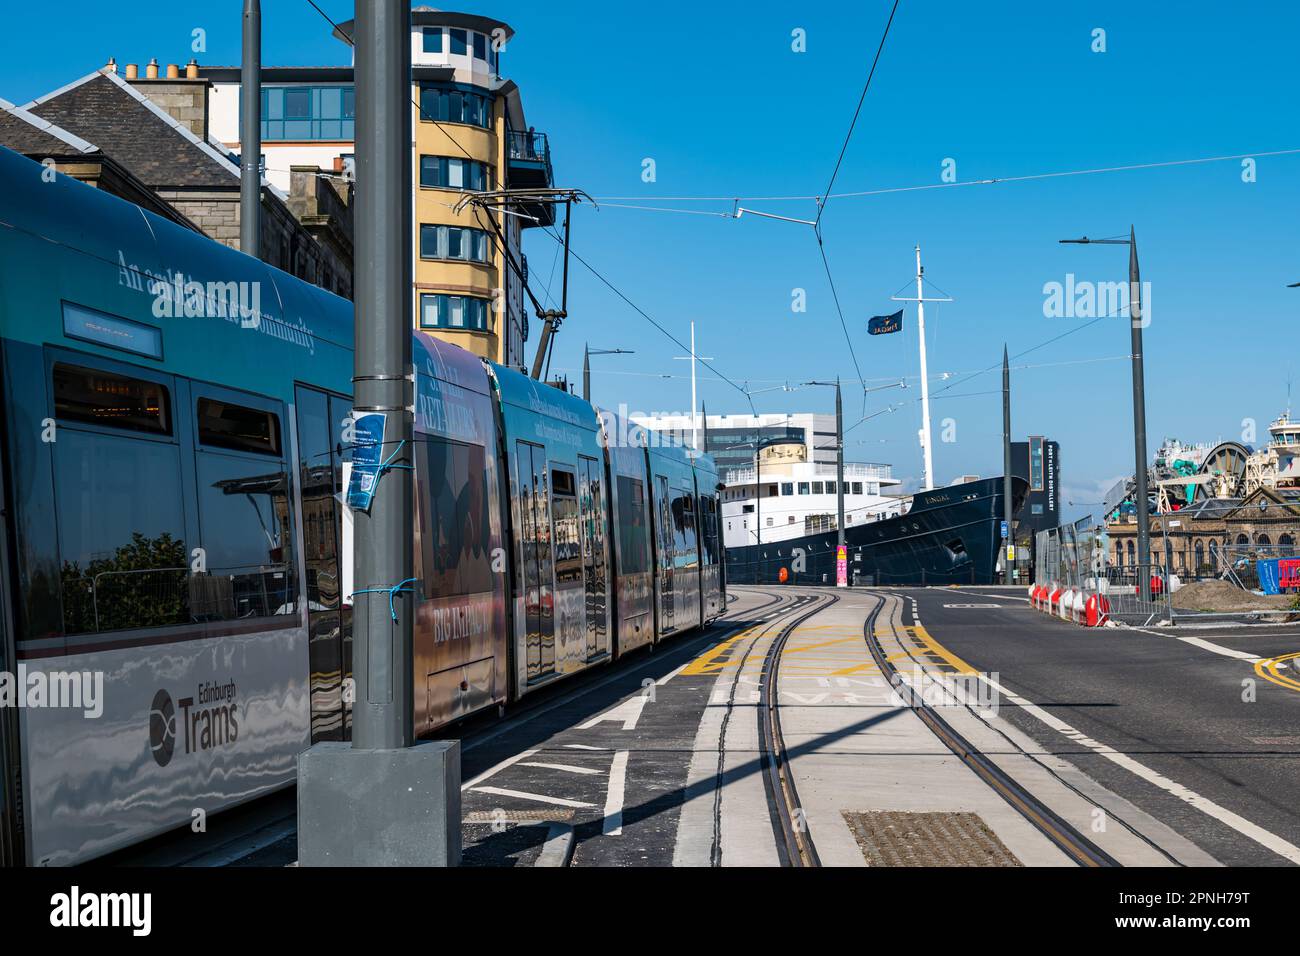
[1030,581,1110,627]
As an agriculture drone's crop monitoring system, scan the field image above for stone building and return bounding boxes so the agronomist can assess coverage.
[1,63,352,299]
[1106,486,1300,577]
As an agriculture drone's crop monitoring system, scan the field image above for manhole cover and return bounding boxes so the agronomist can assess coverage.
[842,810,1022,867]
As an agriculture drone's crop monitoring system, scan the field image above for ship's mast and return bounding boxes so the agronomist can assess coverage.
[915,246,934,490]
[891,245,952,492]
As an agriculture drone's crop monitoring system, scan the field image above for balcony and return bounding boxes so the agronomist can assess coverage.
[507,129,552,187]
[506,129,555,226]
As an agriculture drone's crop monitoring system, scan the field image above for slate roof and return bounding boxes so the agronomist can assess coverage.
[24,72,238,189]
[0,96,98,156]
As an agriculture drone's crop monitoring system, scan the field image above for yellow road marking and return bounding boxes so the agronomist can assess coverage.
[1255,652,1300,693]
[779,636,862,655]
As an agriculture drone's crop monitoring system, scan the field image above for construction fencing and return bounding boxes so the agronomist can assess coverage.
[1035,519,1174,626]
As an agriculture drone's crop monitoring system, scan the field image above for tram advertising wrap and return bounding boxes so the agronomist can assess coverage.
[0,145,723,865]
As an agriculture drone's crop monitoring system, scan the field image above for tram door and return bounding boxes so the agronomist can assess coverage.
[517,442,554,681]
[579,456,607,659]
[655,474,675,632]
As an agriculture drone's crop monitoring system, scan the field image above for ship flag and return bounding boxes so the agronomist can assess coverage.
[868,309,903,336]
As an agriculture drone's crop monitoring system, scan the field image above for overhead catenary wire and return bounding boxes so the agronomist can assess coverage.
[588,147,1300,207]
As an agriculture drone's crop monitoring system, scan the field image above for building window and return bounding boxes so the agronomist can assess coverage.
[826,481,836,494]
[419,155,492,191]
[450,29,468,55]
[811,482,824,495]
[473,32,487,60]
[419,224,492,263]
[798,482,809,495]
[419,83,491,129]
[852,482,864,495]
[258,85,354,141]
[422,27,443,53]
[781,482,793,496]
[419,293,490,331]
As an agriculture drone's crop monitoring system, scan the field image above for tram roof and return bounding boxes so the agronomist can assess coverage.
[415,330,491,395]
[488,360,600,431]
[0,145,354,356]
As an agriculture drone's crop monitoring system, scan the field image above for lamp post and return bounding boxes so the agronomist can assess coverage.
[1059,227,1150,600]
[582,345,634,402]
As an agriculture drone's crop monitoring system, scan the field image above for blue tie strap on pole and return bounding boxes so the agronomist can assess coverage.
[351,578,419,622]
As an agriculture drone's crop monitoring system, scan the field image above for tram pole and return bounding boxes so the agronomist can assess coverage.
[298,0,460,867]
[239,0,261,259]
[1002,346,1013,584]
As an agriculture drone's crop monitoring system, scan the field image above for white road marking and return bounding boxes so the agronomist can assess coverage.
[520,761,601,775]
[461,749,538,791]
[578,694,648,730]
[603,750,630,836]
[1133,627,1263,663]
[980,674,1300,864]
[656,661,690,685]
[471,786,596,809]
[535,823,575,867]
[564,743,605,751]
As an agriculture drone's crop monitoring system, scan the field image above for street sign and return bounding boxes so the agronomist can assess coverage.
[1000,520,1008,539]
[1006,545,1015,561]
[836,545,848,587]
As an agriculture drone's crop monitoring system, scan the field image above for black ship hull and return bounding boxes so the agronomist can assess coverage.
[724,475,1029,586]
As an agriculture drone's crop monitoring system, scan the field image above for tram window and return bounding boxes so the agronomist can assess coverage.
[193,455,296,620]
[551,468,582,585]
[616,476,649,574]
[54,430,188,634]
[197,398,282,456]
[53,363,171,435]
[551,468,576,498]
[416,439,493,597]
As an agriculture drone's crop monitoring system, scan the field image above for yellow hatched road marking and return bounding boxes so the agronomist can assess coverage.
[1255,652,1300,693]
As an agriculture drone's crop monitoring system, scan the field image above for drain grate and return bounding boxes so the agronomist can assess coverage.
[464,809,575,824]
[842,810,1022,867]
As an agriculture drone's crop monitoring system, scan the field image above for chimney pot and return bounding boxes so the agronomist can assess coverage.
[105,56,117,74]
[125,63,139,79]
[146,57,159,79]
[166,63,180,79]
[186,59,199,79]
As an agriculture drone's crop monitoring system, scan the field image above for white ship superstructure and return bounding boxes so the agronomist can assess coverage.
[718,452,903,550]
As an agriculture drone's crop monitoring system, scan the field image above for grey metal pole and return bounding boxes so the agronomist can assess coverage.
[239,0,262,258]
[352,0,413,750]
[1129,226,1152,601]
[835,378,846,586]
[583,343,590,402]
[1002,345,1013,584]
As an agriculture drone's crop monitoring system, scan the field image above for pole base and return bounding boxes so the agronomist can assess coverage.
[297,740,461,866]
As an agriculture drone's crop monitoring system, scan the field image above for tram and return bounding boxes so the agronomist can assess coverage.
[0,145,723,865]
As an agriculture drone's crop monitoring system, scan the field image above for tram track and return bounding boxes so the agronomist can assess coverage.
[862,594,1120,868]
[703,588,835,866]
[757,592,836,867]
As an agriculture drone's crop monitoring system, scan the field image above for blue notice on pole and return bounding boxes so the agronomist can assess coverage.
[1000,520,1009,539]
[346,412,388,512]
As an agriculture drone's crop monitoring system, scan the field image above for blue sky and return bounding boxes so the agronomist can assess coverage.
[6,1,1299,520]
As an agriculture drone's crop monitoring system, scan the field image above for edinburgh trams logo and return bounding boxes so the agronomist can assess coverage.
[148,680,240,768]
